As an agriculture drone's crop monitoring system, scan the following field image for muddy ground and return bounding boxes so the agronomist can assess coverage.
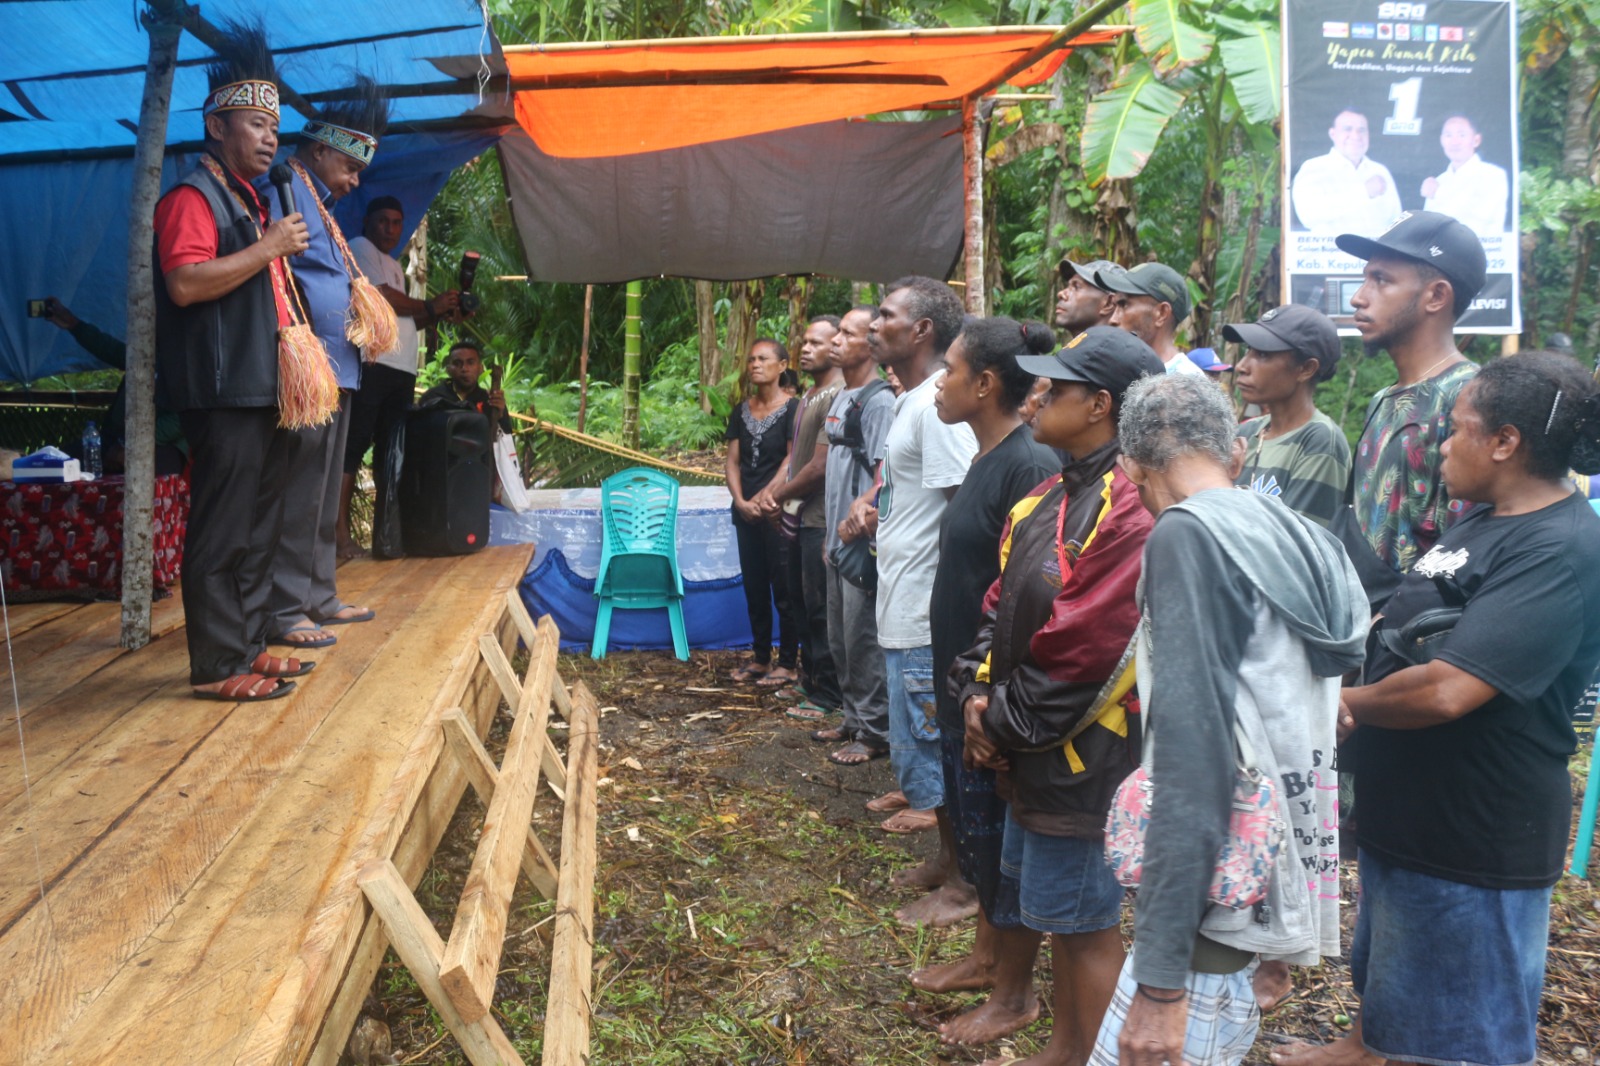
[355,648,1600,1066]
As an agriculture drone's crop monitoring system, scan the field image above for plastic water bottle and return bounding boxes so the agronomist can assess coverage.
[80,420,102,479]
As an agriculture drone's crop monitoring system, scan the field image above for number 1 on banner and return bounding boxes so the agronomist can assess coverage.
[1384,77,1422,135]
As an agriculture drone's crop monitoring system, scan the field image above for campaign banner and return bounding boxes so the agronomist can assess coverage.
[1282,0,1519,332]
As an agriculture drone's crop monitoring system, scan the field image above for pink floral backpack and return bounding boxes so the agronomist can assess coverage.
[1104,718,1285,909]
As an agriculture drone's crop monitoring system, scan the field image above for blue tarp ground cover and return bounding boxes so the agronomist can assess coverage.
[0,0,507,385]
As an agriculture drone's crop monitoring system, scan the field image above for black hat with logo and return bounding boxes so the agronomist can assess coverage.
[1016,326,1167,402]
[1335,210,1487,317]
[1222,305,1342,369]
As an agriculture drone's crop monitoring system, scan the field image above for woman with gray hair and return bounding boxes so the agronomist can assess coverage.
[1089,373,1367,1066]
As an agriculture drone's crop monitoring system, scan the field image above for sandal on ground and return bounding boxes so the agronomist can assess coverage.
[811,725,848,743]
[828,740,888,766]
[881,807,938,834]
[270,622,336,649]
[785,699,835,722]
[193,674,296,702]
[865,789,909,813]
[756,666,799,687]
[250,652,315,678]
[729,661,770,683]
[318,605,375,625]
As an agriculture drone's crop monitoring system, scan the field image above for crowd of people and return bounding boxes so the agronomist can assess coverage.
[722,212,1600,1066]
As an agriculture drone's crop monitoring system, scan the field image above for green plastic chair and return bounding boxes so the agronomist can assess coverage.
[592,467,689,660]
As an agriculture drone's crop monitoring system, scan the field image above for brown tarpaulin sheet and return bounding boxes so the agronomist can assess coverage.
[504,29,1124,158]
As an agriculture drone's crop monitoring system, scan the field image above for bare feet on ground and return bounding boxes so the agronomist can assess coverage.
[1270,1030,1381,1066]
[890,857,947,890]
[336,539,363,561]
[1254,959,1294,1011]
[896,882,978,927]
[911,952,994,993]
[940,995,1041,1047]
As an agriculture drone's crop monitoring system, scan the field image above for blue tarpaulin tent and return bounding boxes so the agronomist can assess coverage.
[0,0,509,385]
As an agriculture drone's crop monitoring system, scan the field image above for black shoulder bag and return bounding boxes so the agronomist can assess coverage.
[828,378,891,590]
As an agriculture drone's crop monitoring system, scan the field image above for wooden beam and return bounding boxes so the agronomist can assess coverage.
[540,682,601,1066]
[962,96,986,316]
[477,634,569,795]
[962,2,1135,102]
[438,618,560,1022]
[359,860,526,1066]
[501,24,1127,52]
[441,709,560,900]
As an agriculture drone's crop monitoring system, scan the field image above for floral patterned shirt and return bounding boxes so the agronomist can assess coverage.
[1353,361,1477,574]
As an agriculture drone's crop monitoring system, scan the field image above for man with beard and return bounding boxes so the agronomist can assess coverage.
[256,76,390,650]
[1095,262,1205,377]
[154,22,310,699]
[1054,258,1118,337]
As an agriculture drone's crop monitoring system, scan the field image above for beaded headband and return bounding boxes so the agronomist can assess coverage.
[204,79,280,119]
[301,121,378,166]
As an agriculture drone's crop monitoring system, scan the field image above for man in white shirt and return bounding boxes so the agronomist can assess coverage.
[1422,115,1510,237]
[1291,109,1402,236]
[869,276,978,913]
[1095,262,1206,377]
[339,196,459,558]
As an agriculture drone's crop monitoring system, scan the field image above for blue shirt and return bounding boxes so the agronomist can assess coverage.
[254,162,361,389]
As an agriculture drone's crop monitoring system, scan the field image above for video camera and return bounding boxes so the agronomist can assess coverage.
[458,251,481,315]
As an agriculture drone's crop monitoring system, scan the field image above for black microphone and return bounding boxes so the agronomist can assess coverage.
[268,163,295,219]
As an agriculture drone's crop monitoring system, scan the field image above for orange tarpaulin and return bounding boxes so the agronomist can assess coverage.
[504,29,1124,159]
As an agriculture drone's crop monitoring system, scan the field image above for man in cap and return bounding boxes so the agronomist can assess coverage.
[1055,259,1118,337]
[952,326,1162,1066]
[256,76,389,650]
[1271,209,1486,1066]
[1224,305,1348,528]
[154,22,311,700]
[1095,262,1206,377]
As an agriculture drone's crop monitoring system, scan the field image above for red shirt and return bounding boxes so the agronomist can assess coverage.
[154,171,291,328]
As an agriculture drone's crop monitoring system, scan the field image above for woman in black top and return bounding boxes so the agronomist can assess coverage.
[913,317,1060,1045]
[725,340,802,683]
[1338,351,1600,1066]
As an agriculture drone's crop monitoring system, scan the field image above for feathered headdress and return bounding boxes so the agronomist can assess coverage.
[203,19,281,119]
[302,74,389,166]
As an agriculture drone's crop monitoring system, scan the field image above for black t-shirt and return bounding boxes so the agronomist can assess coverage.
[1349,491,1600,888]
[725,398,798,502]
[930,425,1062,730]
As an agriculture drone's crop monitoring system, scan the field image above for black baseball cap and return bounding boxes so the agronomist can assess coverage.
[1334,210,1487,316]
[1093,262,1191,323]
[1016,326,1167,402]
[1059,258,1118,290]
[1222,304,1341,368]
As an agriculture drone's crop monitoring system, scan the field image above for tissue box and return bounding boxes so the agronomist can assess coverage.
[11,448,82,483]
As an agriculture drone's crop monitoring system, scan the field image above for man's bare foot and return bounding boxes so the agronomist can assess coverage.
[896,883,978,927]
[1269,1031,1380,1066]
[911,952,993,993]
[336,539,363,561]
[939,994,1041,1046]
[890,857,947,890]
[1254,959,1293,1011]
[881,808,938,834]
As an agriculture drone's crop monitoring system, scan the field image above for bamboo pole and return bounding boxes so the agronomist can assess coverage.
[119,2,184,651]
[501,25,1127,53]
[961,1,1135,100]
[576,284,593,433]
[962,97,986,316]
[621,281,642,449]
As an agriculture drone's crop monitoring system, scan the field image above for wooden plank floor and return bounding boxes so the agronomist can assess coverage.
[0,545,533,1066]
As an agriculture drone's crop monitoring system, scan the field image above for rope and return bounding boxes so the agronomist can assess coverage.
[508,412,720,485]
[1,567,56,934]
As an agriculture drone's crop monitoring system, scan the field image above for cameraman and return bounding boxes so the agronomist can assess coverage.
[341,196,462,558]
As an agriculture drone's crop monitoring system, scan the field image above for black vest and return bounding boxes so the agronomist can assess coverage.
[153,160,279,411]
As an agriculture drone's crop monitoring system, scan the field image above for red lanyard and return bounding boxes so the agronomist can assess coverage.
[1054,476,1073,583]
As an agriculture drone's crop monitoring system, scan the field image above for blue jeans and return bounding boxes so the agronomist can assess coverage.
[1352,848,1549,1066]
[883,645,943,810]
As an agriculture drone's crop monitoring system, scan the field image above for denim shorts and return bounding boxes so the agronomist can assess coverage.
[1352,848,1550,1066]
[1000,812,1125,935]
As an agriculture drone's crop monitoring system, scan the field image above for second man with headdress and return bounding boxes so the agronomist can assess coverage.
[256,75,398,648]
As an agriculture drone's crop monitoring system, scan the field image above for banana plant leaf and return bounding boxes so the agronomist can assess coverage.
[1080,60,1189,185]
[1218,26,1281,125]
[1130,0,1215,75]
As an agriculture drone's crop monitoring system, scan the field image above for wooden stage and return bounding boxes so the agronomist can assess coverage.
[0,545,537,1066]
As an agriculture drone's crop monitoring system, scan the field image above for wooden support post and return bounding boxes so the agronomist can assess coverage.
[540,682,601,1066]
[505,593,570,727]
[478,634,569,795]
[119,2,184,650]
[439,617,560,1022]
[358,860,526,1066]
[577,284,593,434]
[441,709,560,900]
[961,96,987,316]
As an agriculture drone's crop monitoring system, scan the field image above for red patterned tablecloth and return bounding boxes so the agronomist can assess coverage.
[0,475,189,597]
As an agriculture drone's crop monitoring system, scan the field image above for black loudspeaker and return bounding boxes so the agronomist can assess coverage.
[399,407,492,556]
